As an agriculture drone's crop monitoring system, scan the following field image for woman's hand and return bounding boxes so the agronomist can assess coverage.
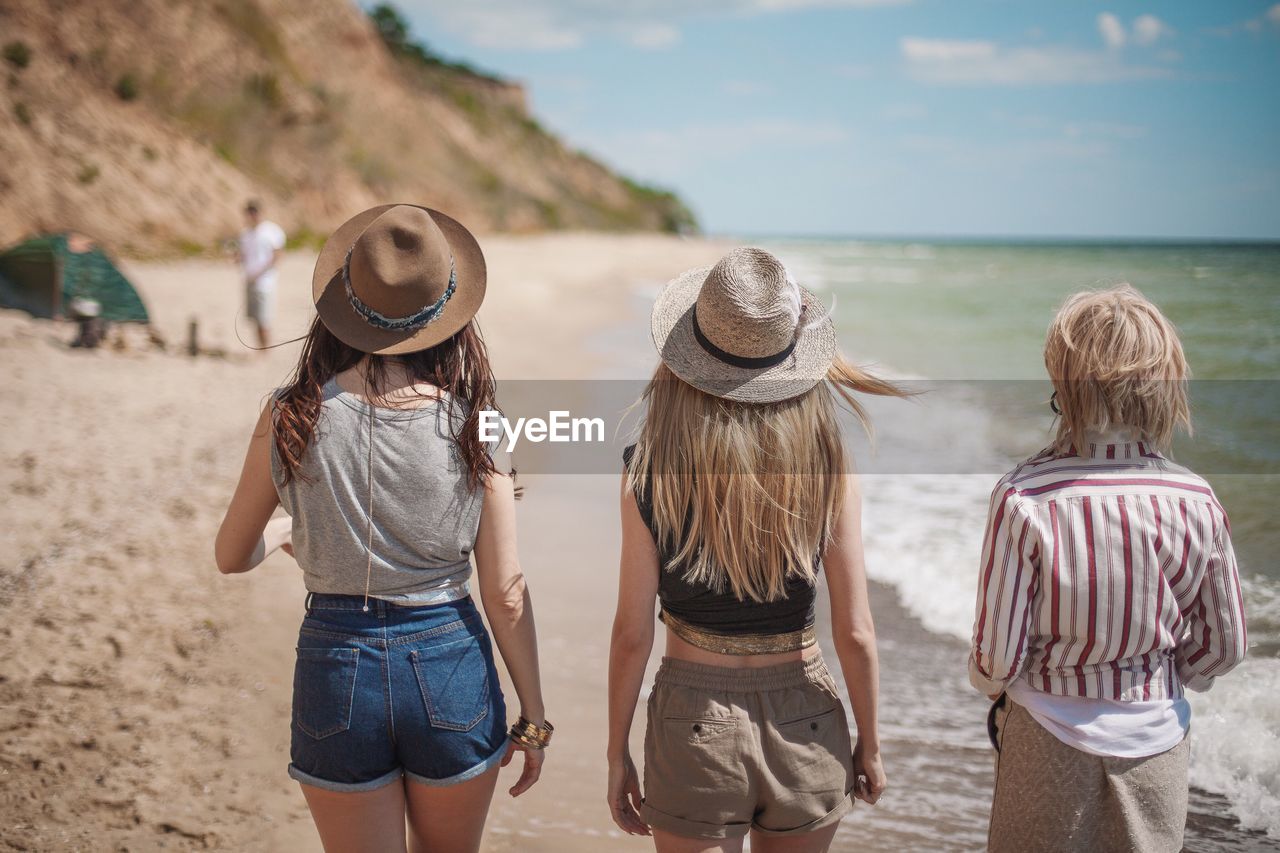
[607,753,649,836]
[853,737,886,805]
[501,740,544,797]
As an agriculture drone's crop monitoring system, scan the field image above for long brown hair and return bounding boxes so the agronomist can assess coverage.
[627,355,908,603]
[273,317,498,489]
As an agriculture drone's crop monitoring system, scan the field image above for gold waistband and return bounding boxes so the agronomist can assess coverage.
[660,609,816,656]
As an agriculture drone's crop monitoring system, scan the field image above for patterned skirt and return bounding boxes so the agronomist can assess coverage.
[989,699,1189,853]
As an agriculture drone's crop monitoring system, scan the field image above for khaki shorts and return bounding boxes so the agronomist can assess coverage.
[246,283,275,328]
[641,655,855,840]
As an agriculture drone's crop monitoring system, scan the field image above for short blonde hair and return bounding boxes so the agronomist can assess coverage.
[1044,283,1191,455]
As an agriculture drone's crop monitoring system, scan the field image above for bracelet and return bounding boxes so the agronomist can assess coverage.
[508,716,554,750]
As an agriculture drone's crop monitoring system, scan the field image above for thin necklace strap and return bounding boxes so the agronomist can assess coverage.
[362,373,374,612]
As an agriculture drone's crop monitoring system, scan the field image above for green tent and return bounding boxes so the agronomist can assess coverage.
[0,234,149,323]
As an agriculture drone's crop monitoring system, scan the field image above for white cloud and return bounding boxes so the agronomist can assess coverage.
[400,0,910,51]
[901,38,996,62]
[1132,14,1174,46]
[1098,12,1126,49]
[900,37,1173,86]
[628,23,681,49]
[1269,4,1280,25]
[1097,12,1175,50]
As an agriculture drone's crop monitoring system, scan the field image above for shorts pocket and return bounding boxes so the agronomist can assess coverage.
[663,716,738,745]
[768,704,853,791]
[411,633,491,732]
[644,689,752,826]
[293,647,359,740]
[776,707,840,741]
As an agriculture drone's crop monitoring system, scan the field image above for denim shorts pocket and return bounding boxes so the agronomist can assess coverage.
[411,632,491,732]
[293,647,359,740]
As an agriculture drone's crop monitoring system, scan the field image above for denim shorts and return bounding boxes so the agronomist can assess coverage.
[288,593,509,792]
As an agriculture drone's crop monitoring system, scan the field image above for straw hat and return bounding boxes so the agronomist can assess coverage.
[312,204,486,354]
[651,247,835,403]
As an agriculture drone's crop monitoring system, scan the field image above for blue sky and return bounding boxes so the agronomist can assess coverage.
[389,1,1280,240]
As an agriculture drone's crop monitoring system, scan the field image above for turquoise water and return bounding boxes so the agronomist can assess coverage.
[765,237,1280,584]
[768,240,1280,381]
[756,237,1280,845]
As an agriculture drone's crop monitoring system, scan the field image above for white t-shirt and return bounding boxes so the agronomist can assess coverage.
[239,221,286,291]
[1007,678,1189,758]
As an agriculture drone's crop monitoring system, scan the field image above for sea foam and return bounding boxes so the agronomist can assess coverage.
[1186,657,1280,837]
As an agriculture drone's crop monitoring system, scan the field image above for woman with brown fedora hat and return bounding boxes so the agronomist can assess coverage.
[215,204,549,852]
[607,247,908,851]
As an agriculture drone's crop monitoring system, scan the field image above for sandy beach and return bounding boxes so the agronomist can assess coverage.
[0,233,730,852]
[3,0,1275,846]
[3,233,1272,852]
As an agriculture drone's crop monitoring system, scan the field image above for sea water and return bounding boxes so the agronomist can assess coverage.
[757,238,1280,849]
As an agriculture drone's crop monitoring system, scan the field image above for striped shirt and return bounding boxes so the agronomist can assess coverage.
[969,434,1247,701]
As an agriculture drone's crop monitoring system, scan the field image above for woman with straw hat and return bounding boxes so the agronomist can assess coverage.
[607,247,907,851]
[215,204,550,851]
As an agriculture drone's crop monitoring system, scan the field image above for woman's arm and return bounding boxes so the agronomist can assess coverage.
[214,403,288,574]
[822,475,885,805]
[472,467,545,797]
[606,477,659,835]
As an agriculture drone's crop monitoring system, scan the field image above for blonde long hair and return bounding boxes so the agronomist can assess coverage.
[1045,283,1191,456]
[627,356,907,603]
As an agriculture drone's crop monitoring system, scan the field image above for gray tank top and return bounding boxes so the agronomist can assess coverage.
[270,377,486,605]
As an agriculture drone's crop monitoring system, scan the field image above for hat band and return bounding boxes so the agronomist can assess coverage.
[343,248,456,332]
[692,306,797,369]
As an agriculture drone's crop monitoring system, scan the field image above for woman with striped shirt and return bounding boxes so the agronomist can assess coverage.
[969,284,1247,853]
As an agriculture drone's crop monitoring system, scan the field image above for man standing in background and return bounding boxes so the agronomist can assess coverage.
[236,200,285,349]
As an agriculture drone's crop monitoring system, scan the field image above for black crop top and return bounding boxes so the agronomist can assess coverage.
[623,445,817,653]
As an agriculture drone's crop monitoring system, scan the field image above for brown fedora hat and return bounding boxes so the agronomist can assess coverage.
[312,204,486,355]
[651,247,836,403]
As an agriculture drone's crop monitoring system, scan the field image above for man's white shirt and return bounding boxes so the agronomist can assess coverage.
[239,220,286,291]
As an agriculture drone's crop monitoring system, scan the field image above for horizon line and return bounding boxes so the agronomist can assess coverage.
[712,231,1280,246]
